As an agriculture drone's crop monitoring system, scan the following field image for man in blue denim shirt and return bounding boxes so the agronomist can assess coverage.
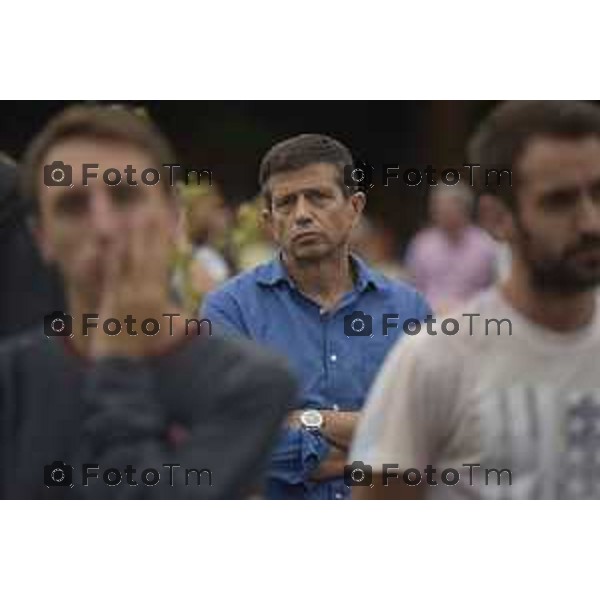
[202,134,431,499]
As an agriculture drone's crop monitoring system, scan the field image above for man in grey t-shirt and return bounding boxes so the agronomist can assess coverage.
[352,101,600,499]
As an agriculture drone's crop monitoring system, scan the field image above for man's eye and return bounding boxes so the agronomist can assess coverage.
[307,190,335,206]
[274,197,293,210]
[544,191,575,209]
[55,191,89,215]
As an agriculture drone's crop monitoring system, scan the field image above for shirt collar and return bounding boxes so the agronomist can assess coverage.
[256,254,292,287]
[352,254,388,292]
[256,252,387,293]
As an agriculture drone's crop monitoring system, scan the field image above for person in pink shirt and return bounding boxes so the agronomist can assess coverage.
[405,181,497,313]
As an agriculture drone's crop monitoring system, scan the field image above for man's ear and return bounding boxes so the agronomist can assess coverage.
[478,194,514,242]
[171,203,187,247]
[261,206,273,229]
[161,186,180,243]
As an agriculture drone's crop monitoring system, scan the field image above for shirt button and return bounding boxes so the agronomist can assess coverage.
[335,493,344,499]
[332,403,339,411]
[330,354,337,362]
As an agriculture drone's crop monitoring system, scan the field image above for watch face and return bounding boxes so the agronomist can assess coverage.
[301,410,323,429]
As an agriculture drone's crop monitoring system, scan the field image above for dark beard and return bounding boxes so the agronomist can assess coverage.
[515,219,600,293]
[528,257,600,292]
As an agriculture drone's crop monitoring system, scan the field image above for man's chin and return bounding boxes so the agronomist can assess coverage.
[289,245,330,262]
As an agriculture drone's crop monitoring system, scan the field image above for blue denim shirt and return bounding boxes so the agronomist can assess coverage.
[201,254,431,499]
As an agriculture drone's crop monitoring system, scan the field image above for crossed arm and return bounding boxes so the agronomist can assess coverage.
[287,409,361,480]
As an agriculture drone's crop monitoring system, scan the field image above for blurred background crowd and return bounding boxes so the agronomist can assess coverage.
[0,101,507,335]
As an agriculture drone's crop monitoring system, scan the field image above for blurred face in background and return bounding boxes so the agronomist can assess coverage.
[35,138,178,301]
[508,136,600,292]
[185,188,232,246]
[263,162,364,263]
[429,187,471,233]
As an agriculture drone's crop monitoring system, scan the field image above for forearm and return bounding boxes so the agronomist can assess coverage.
[284,409,361,481]
[276,423,347,482]
[76,356,199,499]
[321,410,361,450]
[310,446,347,481]
[288,409,361,451]
[77,354,291,499]
[269,425,330,485]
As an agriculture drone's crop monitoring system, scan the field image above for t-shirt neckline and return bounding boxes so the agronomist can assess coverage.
[489,287,600,351]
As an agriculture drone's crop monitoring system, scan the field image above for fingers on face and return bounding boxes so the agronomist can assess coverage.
[100,204,173,298]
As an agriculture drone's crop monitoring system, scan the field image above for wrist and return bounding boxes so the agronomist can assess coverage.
[299,409,325,432]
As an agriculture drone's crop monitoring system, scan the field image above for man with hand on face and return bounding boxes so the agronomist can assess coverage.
[202,134,431,499]
[351,101,600,500]
[0,105,295,499]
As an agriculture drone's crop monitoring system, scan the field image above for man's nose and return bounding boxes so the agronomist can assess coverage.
[89,190,118,235]
[293,194,313,224]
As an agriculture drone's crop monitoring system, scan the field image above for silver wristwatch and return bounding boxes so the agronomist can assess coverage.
[299,409,324,431]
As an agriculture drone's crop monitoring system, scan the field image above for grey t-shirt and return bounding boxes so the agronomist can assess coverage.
[0,329,295,499]
[350,288,600,499]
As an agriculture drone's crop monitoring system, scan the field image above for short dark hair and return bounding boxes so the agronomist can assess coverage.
[258,133,354,205]
[467,100,600,210]
[21,104,177,211]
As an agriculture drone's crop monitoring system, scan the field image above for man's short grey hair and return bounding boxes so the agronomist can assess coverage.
[428,181,475,214]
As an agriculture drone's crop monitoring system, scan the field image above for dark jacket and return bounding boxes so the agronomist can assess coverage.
[0,160,64,337]
[0,329,295,499]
